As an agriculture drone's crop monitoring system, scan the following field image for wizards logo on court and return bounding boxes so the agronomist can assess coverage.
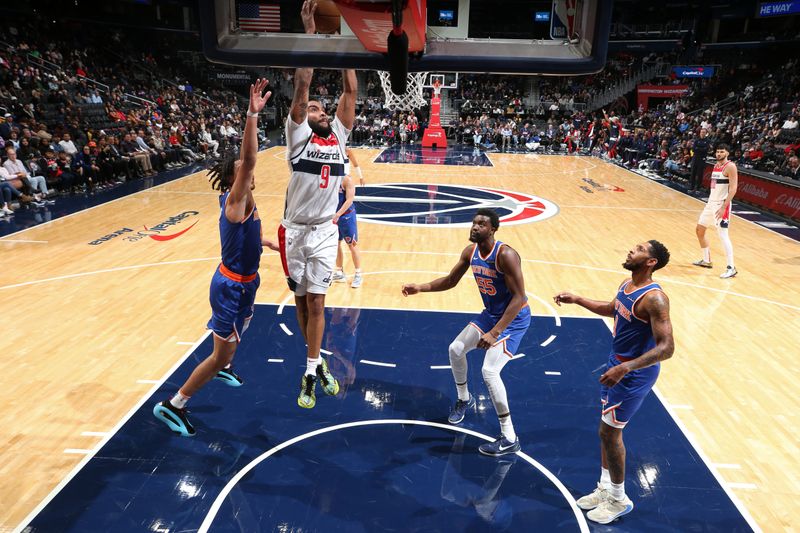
[353,184,558,227]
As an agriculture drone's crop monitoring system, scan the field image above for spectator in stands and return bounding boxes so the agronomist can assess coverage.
[782,115,798,130]
[73,144,101,190]
[59,132,79,155]
[135,129,166,172]
[7,131,20,151]
[689,128,711,192]
[3,146,52,203]
[120,132,154,177]
[17,137,39,162]
[0,165,35,214]
[778,156,800,180]
[168,129,202,163]
[0,113,18,140]
[199,124,219,157]
[38,148,73,193]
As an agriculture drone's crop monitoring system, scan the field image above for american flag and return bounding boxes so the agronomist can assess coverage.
[238,2,281,32]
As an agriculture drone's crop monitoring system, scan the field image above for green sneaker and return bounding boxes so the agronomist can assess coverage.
[316,358,340,396]
[297,374,316,409]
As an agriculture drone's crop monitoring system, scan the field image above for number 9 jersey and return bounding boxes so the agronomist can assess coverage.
[285,116,350,225]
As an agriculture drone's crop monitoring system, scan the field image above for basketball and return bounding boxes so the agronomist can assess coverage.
[314,0,341,34]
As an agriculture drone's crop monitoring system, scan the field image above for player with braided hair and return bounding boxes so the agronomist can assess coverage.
[153,78,278,437]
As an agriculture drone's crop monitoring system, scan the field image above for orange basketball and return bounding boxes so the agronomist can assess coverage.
[314,0,341,34]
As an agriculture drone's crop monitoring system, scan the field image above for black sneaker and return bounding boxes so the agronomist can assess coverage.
[153,400,196,437]
[215,366,244,387]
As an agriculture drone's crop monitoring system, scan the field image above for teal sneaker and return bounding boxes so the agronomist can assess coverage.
[153,400,196,437]
[214,366,243,387]
[316,358,340,396]
[298,374,317,409]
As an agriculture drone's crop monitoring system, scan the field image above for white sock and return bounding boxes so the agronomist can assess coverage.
[354,268,362,274]
[600,467,612,489]
[610,480,625,501]
[702,247,711,262]
[306,357,320,376]
[717,227,734,267]
[499,415,516,442]
[170,391,190,409]
[456,382,470,402]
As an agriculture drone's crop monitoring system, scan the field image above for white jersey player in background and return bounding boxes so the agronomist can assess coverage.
[692,142,739,279]
[279,0,357,409]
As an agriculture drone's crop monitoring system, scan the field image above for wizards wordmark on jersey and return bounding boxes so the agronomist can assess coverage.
[352,183,559,227]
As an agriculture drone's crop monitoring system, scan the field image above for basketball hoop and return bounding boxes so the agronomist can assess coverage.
[377,71,429,111]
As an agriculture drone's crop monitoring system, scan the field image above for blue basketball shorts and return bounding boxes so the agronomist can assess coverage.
[206,268,260,342]
[600,357,660,428]
[469,304,531,356]
[337,210,358,244]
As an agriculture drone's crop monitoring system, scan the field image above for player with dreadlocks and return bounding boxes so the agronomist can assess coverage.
[153,78,278,436]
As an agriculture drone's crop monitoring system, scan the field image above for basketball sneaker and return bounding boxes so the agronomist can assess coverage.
[351,272,363,288]
[316,357,340,396]
[214,366,243,387]
[298,374,317,409]
[576,483,609,510]
[692,259,713,268]
[478,435,521,457]
[447,394,475,424]
[332,270,346,283]
[153,400,196,437]
[586,494,634,524]
[720,266,738,279]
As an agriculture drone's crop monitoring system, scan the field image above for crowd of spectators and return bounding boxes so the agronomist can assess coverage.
[589,57,800,184]
[0,18,257,219]
[2,12,798,222]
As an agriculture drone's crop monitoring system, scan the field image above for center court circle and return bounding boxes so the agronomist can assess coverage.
[199,420,588,532]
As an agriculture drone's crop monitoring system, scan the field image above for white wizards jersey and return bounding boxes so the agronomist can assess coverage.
[284,116,351,225]
[708,161,731,203]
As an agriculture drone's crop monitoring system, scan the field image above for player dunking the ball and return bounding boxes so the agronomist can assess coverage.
[402,208,531,456]
[554,240,675,524]
[280,0,357,409]
[153,79,277,436]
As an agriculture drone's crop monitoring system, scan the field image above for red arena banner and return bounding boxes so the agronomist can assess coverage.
[703,164,800,221]
[636,84,690,111]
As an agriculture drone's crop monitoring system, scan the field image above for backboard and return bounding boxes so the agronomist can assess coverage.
[198,0,612,76]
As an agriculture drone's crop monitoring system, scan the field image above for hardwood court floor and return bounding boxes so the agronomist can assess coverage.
[1,147,798,531]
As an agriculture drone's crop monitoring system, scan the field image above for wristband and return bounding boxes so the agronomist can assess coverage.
[246,111,259,118]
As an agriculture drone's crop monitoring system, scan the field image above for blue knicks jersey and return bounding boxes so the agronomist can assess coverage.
[612,280,663,360]
[219,192,262,276]
[337,182,355,214]
[470,241,525,318]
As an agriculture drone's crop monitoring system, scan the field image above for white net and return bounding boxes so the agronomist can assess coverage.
[377,71,429,111]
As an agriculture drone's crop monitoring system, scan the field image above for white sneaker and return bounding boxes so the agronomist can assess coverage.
[1,206,12,215]
[720,266,738,279]
[586,494,634,524]
[331,270,346,283]
[576,483,608,510]
[351,272,362,288]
